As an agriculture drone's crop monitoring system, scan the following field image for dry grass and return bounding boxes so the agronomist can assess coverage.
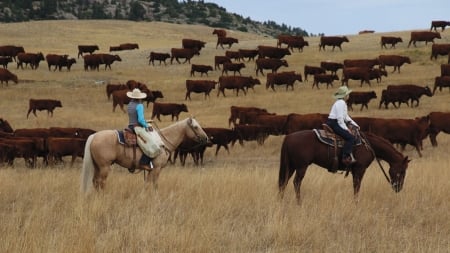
[0,20,449,252]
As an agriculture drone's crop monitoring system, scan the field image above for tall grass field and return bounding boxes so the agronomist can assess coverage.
[0,20,449,252]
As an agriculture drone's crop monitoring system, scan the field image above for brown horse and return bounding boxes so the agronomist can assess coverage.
[278,130,410,202]
[80,117,209,193]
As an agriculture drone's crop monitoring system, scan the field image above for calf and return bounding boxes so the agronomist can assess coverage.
[185,80,217,100]
[216,37,239,49]
[304,65,326,81]
[369,68,388,83]
[190,64,213,77]
[151,102,188,121]
[347,91,377,111]
[222,62,245,76]
[266,71,303,91]
[0,68,18,86]
[27,99,62,118]
[433,76,450,95]
[312,73,339,89]
[148,52,170,65]
[255,58,288,76]
[0,56,13,68]
[380,36,403,49]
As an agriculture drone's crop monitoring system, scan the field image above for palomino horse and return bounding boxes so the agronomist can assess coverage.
[278,130,410,202]
[80,117,209,193]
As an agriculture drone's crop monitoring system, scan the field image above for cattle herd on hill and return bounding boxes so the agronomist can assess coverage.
[0,21,450,167]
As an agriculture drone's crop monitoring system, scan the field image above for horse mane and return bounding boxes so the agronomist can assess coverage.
[364,131,404,157]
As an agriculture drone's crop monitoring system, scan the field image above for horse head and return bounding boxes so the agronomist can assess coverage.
[186,117,209,145]
[389,156,410,192]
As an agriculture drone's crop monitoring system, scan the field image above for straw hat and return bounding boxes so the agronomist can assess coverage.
[126,88,147,99]
[333,86,352,99]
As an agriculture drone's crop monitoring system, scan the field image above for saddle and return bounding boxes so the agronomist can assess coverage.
[116,128,142,173]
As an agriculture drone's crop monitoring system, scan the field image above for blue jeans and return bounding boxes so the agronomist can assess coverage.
[326,118,355,157]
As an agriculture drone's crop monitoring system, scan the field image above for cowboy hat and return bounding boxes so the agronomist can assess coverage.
[333,86,352,99]
[126,88,147,99]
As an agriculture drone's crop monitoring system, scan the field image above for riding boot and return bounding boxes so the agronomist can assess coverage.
[139,154,153,171]
[349,153,357,163]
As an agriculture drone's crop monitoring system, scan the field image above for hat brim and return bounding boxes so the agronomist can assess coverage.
[126,92,147,99]
[333,89,352,99]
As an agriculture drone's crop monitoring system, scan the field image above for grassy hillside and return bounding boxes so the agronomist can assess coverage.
[0,20,449,252]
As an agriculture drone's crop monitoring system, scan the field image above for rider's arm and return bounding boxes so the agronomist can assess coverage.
[136,104,148,128]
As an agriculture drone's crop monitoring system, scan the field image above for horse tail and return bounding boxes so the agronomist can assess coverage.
[80,133,95,194]
[278,137,290,191]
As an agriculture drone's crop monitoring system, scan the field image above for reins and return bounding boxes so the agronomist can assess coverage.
[359,131,391,184]
[150,119,206,152]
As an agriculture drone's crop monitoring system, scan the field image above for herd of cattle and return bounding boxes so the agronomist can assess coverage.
[1,21,450,167]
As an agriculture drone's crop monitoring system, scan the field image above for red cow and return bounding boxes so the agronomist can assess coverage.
[0,56,13,68]
[233,124,270,145]
[369,68,388,83]
[320,61,344,75]
[347,91,377,111]
[214,56,232,70]
[277,34,301,47]
[304,65,326,81]
[190,64,213,77]
[319,36,349,51]
[378,55,411,73]
[0,68,18,86]
[430,21,450,32]
[119,43,139,50]
[148,52,170,65]
[172,138,210,166]
[266,71,303,91]
[386,84,433,107]
[17,52,45,69]
[283,113,328,134]
[27,99,62,118]
[228,106,269,126]
[170,48,199,64]
[312,73,339,89]
[380,36,403,49]
[46,137,87,166]
[238,49,259,61]
[105,83,127,100]
[257,45,291,59]
[427,111,450,146]
[109,46,121,52]
[255,58,288,76]
[0,45,25,61]
[222,62,245,76]
[212,29,227,38]
[343,58,380,69]
[151,102,188,121]
[430,44,450,60]
[45,54,68,71]
[441,64,450,76]
[247,114,289,136]
[341,67,371,86]
[225,50,241,61]
[379,89,412,109]
[433,76,450,94]
[287,39,309,52]
[203,127,239,155]
[216,37,239,49]
[111,88,154,113]
[217,76,261,97]
[77,45,99,58]
[185,80,217,100]
[408,31,441,47]
[182,39,206,52]
[97,53,122,70]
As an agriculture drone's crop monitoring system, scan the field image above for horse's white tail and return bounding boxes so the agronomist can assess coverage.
[80,133,95,194]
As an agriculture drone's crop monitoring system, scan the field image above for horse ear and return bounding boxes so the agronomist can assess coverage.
[190,114,195,119]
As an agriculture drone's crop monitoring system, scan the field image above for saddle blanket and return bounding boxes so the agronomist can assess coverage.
[116,129,136,145]
[313,129,362,147]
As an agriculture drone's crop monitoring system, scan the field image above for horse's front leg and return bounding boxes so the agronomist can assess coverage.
[293,167,307,204]
[351,168,365,197]
[144,168,161,190]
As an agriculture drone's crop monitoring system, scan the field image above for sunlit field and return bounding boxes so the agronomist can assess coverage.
[0,20,449,252]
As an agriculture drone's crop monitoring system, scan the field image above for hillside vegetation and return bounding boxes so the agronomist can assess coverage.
[0,21,449,252]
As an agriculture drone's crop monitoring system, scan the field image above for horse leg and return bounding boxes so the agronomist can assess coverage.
[93,166,110,190]
[145,169,161,190]
[293,167,307,204]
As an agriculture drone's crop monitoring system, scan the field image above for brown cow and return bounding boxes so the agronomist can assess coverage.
[0,45,25,61]
[77,45,99,58]
[48,127,96,139]
[238,49,259,61]
[58,58,76,71]
[0,68,18,86]
[347,91,377,111]
[304,65,326,81]
[105,83,127,100]
[172,138,210,166]
[0,137,40,167]
[0,56,13,68]
[145,90,164,107]
[277,34,303,47]
[378,55,411,73]
[379,89,412,109]
[182,39,206,52]
[97,53,122,70]
[119,43,139,50]
[83,54,100,71]
[170,48,199,64]
[341,67,371,86]
[433,76,450,94]
[427,111,450,146]
[266,71,303,91]
[247,114,289,136]
[255,58,288,76]
[380,36,403,49]
[214,55,232,70]
[408,31,441,47]
[27,99,62,118]
[343,58,380,69]
[228,106,269,126]
[233,124,270,145]
[441,64,450,76]
[17,52,45,69]
[185,80,217,100]
[225,50,241,61]
[320,61,344,75]
[83,53,121,71]
[283,113,328,134]
[430,20,450,32]
[151,102,188,121]
[430,44,450,60]
[190,64,213,77]
[369,68,388,83]
[312,73,339,89]
[46,137,87,166]
[45,54,68,71]
[257,45,291,59]
[203,127,239,155]
[319,36,349,51]
[222,62,245,76]
[386,84,433,107]
[109,46,121,52]
[148,52,170,65]
[212,29,227,38]
[216,37,239,49]
[287,39,309,52]
[217,76,261,97]
[0,118,14,133]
